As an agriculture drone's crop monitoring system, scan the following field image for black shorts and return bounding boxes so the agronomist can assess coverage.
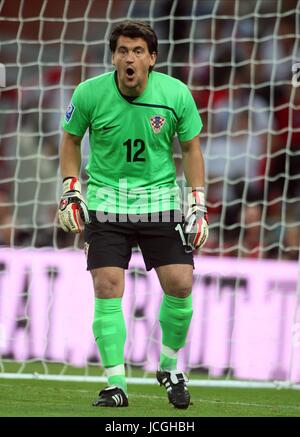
[84,211,194,271]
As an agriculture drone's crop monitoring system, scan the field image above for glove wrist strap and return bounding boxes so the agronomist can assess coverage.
[188,187,205,208]
[63,176,77,182]
[62,176,81,193]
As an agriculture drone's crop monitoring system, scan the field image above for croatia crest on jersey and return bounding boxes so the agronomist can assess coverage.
[150,115,166,134]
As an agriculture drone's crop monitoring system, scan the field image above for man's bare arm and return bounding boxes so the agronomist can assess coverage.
[179,134,208,251]
[59,131,82,179]
[58,131,89,233]
[180,135,205,190]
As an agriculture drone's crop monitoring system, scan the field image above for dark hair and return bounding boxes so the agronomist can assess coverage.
[109,20,158,56]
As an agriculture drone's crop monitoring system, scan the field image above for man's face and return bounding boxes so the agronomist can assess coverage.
[112,36,157,96]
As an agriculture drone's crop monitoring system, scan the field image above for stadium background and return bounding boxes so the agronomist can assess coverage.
[0,0,300,417]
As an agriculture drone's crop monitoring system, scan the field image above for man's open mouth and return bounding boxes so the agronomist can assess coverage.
[126,67,135,78]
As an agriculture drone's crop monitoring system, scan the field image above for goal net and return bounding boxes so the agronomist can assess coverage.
[1,0,300,388]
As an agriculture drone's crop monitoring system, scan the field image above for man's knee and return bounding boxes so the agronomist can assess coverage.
[91,267,124,298]
[163,277,193,298]
[156,265,193,298]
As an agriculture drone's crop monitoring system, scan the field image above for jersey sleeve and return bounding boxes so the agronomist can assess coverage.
[62,83,90,137]
[176,85,203,142]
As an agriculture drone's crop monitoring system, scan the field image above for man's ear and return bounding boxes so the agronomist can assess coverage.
[150,52,157,69]
[111,53,115,66]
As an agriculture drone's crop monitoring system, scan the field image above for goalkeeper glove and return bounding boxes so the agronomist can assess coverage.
[58,177,90,233]
[183,188,209,253]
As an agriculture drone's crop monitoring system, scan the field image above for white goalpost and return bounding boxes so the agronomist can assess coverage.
[1,0,300,389]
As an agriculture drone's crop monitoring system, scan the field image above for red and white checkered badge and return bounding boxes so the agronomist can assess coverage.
[150,115,166,133]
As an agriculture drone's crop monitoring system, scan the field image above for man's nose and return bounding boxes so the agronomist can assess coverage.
[126,50,135,62]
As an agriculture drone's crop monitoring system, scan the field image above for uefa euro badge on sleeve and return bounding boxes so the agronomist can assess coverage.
[65,103,75,123]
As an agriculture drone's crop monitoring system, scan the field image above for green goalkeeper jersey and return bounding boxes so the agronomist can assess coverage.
[62,71,202,214]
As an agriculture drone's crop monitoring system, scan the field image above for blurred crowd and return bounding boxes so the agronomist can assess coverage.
[0,0,300,260]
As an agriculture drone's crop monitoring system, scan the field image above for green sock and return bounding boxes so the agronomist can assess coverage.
[159,293,193,371]
[159,345,178,371]
[105,364,127,395]
[92,297,127,394]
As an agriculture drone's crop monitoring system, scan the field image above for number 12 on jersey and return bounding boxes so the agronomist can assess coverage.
[123,139,145,162]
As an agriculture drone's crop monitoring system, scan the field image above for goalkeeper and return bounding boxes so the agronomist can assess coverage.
[58,20,208,409]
